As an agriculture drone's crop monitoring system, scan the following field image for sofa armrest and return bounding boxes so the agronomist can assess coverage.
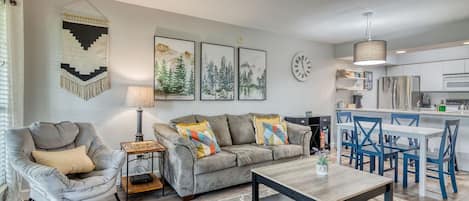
[153,123,196,197]
[153,123,197,159]
[287,122,312,156]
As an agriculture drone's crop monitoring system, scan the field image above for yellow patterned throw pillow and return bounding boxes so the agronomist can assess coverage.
[263,122,289,145]
[32,145,95,175]
[176,121,221,158]
[253,116,287,145]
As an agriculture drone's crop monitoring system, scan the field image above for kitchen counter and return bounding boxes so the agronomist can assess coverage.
[336,108,469,118]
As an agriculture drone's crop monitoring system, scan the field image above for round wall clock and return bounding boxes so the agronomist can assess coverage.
[291,52,313,81]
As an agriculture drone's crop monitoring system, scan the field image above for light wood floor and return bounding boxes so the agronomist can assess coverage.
[111,149,469,201]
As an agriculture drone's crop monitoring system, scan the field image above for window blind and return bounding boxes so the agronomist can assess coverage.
[0,2,9,185]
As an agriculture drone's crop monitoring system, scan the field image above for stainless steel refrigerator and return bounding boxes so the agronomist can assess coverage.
[377,76,421,110]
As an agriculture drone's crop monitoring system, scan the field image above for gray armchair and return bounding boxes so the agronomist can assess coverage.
[6,121,125,201]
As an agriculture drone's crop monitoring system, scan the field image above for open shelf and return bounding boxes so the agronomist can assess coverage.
[122,173,163,194]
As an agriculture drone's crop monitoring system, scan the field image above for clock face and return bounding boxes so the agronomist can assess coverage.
[291,52,313,81]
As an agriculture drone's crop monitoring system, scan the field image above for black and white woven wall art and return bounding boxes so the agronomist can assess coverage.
[61,13,109,100]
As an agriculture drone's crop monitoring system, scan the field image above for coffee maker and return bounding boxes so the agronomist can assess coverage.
[352,95,363,108]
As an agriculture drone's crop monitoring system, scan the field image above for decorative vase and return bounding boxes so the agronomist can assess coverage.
[316,164,328,176]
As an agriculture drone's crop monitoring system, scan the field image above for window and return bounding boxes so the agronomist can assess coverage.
[0,2,9,185]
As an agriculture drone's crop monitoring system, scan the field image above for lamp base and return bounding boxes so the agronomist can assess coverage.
[135,132,144,142]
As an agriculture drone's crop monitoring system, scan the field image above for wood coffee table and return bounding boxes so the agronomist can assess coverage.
[252,158,393,201]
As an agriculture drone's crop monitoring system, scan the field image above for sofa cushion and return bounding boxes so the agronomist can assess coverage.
[226,114,256,145]
[263,144,303,160]
[196,115,232,146]
[194,151,237,175]
[222,144,273,166]
[29,121,79,150]
[169,115,197,129]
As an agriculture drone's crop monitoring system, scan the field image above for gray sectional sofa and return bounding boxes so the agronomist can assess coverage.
[153,113,312,200]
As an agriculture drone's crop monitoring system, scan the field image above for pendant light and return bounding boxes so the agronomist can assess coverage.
[353,12,387,66]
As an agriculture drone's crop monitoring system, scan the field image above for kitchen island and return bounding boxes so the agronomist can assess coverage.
[336,108,469,171]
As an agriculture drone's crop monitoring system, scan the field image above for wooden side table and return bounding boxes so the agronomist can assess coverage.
[120,140,166,200]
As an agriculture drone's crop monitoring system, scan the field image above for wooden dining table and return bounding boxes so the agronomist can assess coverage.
[336,122,444,197]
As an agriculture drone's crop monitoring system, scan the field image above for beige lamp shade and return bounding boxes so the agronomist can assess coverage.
[126,86,155,108]
[353,40,387,66]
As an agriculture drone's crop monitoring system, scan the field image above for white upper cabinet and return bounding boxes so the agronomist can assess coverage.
[420,62,443,91]
[442,60,465,75]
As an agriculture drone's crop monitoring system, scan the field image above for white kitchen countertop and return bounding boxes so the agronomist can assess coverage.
[337,108,469,118]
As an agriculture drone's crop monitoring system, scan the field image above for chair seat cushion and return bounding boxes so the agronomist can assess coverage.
[222,144,273,166]
[194,151,237,174]
[262,144,303,160]
[64,173,117,200]
[32,145,95,175]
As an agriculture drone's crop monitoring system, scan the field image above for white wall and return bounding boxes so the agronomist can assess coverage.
[23,0,335,149]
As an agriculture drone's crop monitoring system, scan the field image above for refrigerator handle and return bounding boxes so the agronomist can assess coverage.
[392,79,397,109]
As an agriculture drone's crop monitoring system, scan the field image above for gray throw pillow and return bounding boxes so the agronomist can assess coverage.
[226,114,256,145]
[196,115,232,146]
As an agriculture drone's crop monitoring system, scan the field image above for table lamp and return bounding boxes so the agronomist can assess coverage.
[126,86,155,141]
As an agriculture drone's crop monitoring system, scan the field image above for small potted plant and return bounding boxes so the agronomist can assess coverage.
[316,154,328,176]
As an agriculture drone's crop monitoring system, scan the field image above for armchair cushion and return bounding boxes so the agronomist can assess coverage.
[32,145,95,175]
[29,121,79,149]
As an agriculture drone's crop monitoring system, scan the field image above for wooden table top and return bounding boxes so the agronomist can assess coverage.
[252,158,393,201]
[120,140,166,155]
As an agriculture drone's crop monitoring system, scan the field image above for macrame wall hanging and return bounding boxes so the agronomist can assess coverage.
[61,0,110,100]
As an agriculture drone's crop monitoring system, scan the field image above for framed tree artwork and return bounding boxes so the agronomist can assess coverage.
[200,43,235,100]
[238,47,267,100]
[154,36,195,100]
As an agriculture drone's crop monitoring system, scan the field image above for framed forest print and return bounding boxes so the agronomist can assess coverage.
[238,47,267,100]
[154,36,195,100]
[201,42,235,100]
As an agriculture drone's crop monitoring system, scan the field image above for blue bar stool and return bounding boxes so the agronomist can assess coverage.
[402,120,460,200]
[354,116,400,182]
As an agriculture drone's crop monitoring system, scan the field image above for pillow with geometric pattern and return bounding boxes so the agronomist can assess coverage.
[176,121,221,158]
[262,122,289,145]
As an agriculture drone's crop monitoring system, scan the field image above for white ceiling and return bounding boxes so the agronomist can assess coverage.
[116,0,469,44]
